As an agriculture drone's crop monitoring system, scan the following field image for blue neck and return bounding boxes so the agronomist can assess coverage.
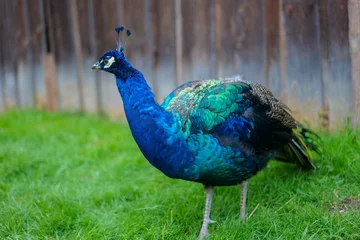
[114,68,193,179]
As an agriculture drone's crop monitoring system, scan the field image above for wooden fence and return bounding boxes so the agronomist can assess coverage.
[0,0,359,128]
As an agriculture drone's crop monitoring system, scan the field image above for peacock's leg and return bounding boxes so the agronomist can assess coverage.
[198,185,216,240]
[239,180,248,221]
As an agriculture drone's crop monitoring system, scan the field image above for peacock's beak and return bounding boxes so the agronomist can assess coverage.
[91,61,101,70]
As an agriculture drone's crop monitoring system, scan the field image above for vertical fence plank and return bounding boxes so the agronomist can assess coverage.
[348,0,360,125]
[191,0,212,80]
[208,0,217,78]
[282,0,323,124]
[87,0,102,114]
[154,0,176,101]
[319,0,330,129]
[4,0,20,108]
[265,0,282,98]
[15,0,34,108]
[23,0,37,107]
[49,0,77,110]
[216,0,235,78]
[0,0,6,111]
[93,0,121,117]
[75,0,97,113]
[175,0,183,85]
[44,0,59,111]
[36,0,48,109]
[233,0,265,85]
[144,0,155,92]
[69,0,85,111]
[279,0,288,102]
[327,0,352,127]
[181,0,195,83]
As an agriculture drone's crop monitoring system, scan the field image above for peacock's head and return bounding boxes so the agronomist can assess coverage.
[92,27,132,74]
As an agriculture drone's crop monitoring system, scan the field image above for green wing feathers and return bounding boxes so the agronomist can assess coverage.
[162,79,251,134]
[275,124,322,169]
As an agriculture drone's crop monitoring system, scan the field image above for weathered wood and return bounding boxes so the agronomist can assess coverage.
[36,0,48,108]
[69,0,85,111]
[175,0,183,85]
[215,0,235,78]
[181,0,195,82]
[23,0,37,107]
[0,0,6,111]
[327,0,352,127]
[151,0,160,100]
[93,0,121,117]
[4,0,21,108]
[87,0,102,114]
[191,0,213,81]
[282,0,324,124]
[279,0,288,102]
[43,0,59,110]
[49,0,77,109]
[154,0,176,101]
[44,54,59,111]
[233,0,266,86]
[265,0,281,98]
[144,0,155,91]
[208,0,217,78]
[0,0,357,127]
[319,0,330,130]
[348,0,360,125]
[14,0,34,108]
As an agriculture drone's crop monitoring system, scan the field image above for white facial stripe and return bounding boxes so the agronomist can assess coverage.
[104,57,115,69]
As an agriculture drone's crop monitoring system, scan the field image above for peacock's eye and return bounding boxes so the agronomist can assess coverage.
[103,58,109,64]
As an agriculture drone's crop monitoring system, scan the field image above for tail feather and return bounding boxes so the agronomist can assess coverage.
[274,125,322,169]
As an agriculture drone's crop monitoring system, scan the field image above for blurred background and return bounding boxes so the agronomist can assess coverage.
[0,0,359,128]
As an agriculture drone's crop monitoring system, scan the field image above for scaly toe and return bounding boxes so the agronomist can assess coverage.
[209,219,216,224]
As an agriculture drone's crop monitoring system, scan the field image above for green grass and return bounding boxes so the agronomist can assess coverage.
[0,110,359,240]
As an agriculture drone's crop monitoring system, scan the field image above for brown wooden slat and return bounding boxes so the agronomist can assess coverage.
[327,0,352,127]
[36,0,48,109]
[86,0,102,114]
[174,0,183,85]
[93,0,122,117]
[23,0,37,107]
[44,0,59,111]
[123,0,151,81]
[216,0,235,78]
[77,0,91,57]
[282,0,324,124]
[0,0,6,111]
[208,0,217,78]
[191,0,210,80]
[144,0,155,92]
[4,0,20,108]
[348,0,360,125]
[319,0,330,129]
[69,0,85,111]
[181,0,195,82]
[154,0,176,101]
[233,0,266,85]
[279,0,288,102]
[49,0,77,110]
[265,0,282,98]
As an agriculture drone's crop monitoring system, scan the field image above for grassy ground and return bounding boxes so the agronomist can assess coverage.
[0,110,359,240]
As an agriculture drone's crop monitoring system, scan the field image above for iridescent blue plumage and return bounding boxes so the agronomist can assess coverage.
[92,30,321,238]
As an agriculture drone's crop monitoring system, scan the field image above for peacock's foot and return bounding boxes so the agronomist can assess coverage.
[197,218,216,240]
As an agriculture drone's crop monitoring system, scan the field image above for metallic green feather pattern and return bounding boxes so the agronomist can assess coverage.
[162,79,252,137]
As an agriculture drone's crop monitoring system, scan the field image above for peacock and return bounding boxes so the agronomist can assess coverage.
[92,27,321,239]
